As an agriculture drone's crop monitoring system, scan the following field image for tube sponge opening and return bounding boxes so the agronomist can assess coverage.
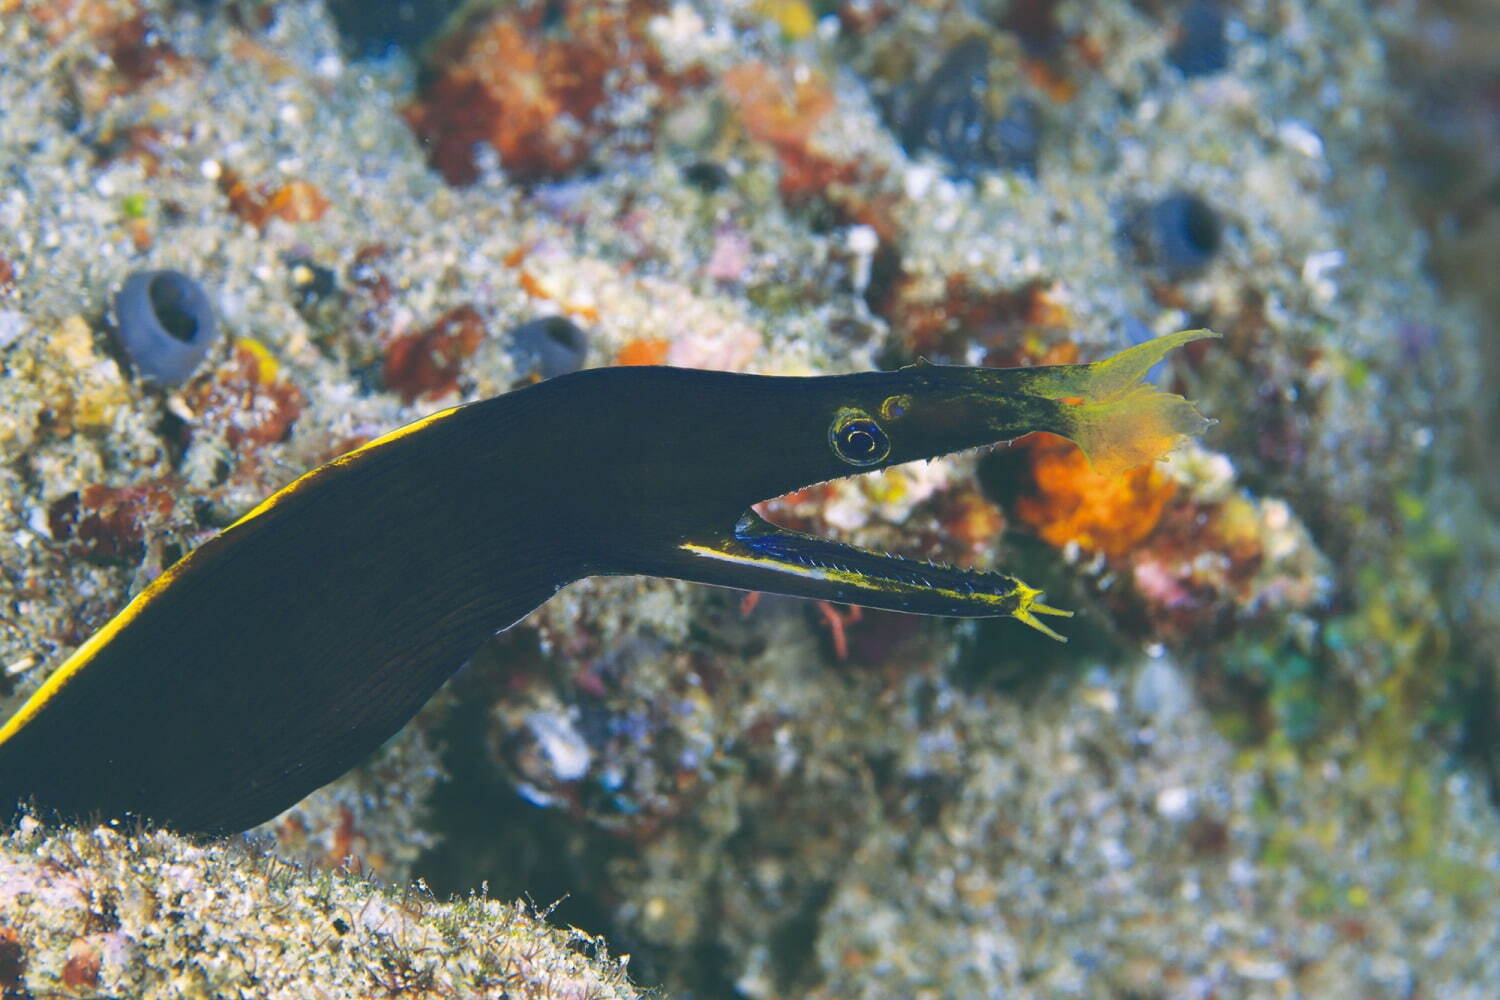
[113,270,219,386]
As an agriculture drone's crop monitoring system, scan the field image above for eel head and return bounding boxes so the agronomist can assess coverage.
[567,329,1217,640]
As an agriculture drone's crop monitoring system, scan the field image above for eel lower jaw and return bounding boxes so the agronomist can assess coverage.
[675,512,1073,641]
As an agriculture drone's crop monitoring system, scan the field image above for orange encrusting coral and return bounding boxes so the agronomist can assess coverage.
[723,61,836,152]
[878,275,1077,364]
[513,269,601,323]
[22,5,185,112]
[407,19,605,184]
[1121,494,1275,644]
[47,480,176,564]
[722,61,863,204]
[264,180,331,224]
[383,305,486,403]
[20,0,143,42]
[219,170,331,229]
[1013,433,1176,558]
[184,341,304,449]
[102,14,181,88]
[404,3,673,185]
[61,942,101,989]
[615,337,671,366]
[721,58,902,236]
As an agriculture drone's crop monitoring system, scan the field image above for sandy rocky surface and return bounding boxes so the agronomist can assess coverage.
[1,0,1498,997]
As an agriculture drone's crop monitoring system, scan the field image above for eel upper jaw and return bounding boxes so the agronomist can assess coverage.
[675,509,1072,641]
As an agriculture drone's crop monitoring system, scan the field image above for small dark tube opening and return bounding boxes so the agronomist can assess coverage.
[148,274,200,343]
[1178,196,1222,259]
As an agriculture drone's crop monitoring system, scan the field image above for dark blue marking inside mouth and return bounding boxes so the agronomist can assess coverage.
[732,512,1021,606]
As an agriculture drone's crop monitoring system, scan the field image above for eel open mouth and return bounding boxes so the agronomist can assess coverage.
[682,510,1074,640]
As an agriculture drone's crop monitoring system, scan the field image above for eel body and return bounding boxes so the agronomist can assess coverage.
[0,330,1214,835]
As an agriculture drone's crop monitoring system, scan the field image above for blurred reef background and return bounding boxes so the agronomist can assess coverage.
[1,0,1498,996]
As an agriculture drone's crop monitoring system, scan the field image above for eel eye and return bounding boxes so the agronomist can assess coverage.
[830,410,891,467]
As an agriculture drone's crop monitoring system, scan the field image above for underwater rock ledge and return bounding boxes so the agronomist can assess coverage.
[0,817,640,999]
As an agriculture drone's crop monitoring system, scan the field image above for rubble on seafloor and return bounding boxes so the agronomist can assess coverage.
[0,816,638,999]
[0,0,1497,997]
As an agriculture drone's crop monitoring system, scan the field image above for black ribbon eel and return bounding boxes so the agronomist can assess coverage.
[0,329,1215,836]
